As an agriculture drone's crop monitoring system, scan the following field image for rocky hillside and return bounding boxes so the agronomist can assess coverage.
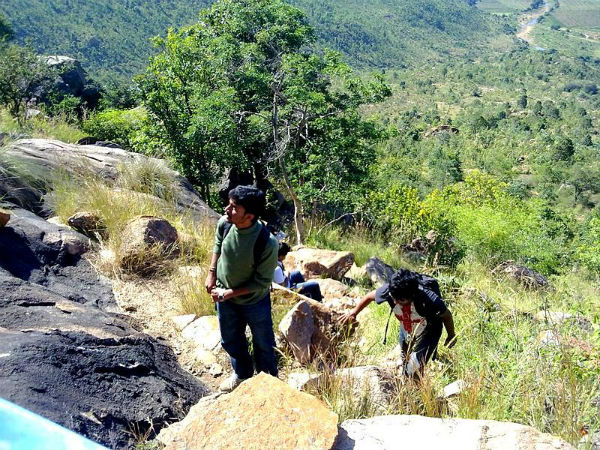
[0,138,596,449]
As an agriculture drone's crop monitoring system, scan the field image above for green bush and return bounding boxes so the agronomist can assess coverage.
[575,215,600,273]
[82,107,162,155]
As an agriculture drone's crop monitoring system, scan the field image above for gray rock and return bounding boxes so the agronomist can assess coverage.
[0,206,209,449]
[1,139,220,223]
[0,205,114,308]
[333,366,396,412]
[334,415,576,450]
[364,257,395,286]
[534,310,593,332]
[118,216,179,274]
[67,211,107,240]
[493,261,549,289]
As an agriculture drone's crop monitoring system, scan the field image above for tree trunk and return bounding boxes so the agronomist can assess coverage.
[278,156,305,245]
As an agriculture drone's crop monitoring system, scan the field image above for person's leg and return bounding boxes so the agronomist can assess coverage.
[296,280,323,302]
[242,293,278,377]
[288,270,305,287]
[216,300,254,379]
[408,321,443,375]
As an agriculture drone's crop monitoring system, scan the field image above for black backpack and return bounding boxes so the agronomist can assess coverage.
[221,221,271,267]
[382,271,442,345]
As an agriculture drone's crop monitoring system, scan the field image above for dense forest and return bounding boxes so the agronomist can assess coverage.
[0,0,504,82]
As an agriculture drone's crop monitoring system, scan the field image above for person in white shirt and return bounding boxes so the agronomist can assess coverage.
[274,242,323,302]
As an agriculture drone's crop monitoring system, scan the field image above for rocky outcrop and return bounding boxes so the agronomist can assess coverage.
[0,139,219,222]
[284,247,355,280]
[158,373,338,450]
[334,415,576,450]
[0,205,112,308]
[118,216,179,274]
[0,204,208,449]
[493,261,549,289]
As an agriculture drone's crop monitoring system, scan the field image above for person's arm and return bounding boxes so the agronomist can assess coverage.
[441,309,457,348]
[205,252,219,293]
[339,290,377,324]
[211,285,251,302]
[205,217,225,293]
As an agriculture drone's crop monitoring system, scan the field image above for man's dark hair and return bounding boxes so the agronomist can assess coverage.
[228,185,265,222]
[389,269,419,300]
[278,242,291,257]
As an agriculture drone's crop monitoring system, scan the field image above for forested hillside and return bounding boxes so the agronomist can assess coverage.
[0,0,504,81]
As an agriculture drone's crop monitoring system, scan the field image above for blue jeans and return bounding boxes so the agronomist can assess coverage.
[216,292,278,379]
[289,270,323,302]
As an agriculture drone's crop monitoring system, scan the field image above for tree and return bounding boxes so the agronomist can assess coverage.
[0,43,53,125]
[0,14,12,41]
[138,0,390,242]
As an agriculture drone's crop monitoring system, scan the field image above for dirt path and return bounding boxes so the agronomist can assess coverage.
[516,2,553,45]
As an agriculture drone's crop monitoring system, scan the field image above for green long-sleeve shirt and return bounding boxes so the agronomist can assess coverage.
[212,216,278,305]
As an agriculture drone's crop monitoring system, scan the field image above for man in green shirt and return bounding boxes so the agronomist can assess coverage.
[205,186,279,392]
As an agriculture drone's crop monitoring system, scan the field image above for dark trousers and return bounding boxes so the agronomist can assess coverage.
[289,270,323,302]
[216,293,278,379]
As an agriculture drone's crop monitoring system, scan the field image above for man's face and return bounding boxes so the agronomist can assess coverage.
[224,198,253,225]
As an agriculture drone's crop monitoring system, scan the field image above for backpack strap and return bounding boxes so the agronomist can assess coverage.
[253,224,271,267]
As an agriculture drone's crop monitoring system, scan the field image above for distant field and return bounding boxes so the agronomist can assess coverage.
[550,0,600,29]
[476,0,530,13]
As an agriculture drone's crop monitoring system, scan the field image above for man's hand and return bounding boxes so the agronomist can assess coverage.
[205,272,216,293]
[444,334,457,348]
[338,310,357,325]
[211,288,233,303]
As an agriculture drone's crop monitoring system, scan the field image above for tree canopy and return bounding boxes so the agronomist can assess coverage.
[137,0,390,241]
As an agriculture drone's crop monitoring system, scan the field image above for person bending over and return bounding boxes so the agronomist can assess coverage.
[340,269,456,376]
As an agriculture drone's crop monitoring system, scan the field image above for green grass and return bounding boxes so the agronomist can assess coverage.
[296,226,600,444]
[476,0,531,13]
[550,0,600,29]
[0,107,86,143]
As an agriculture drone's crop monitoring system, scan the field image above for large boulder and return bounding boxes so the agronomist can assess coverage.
[0,206,208,449]
[118,216,179,274]
[158,373,338,450]
[279,298,353,364]
[284,247,355,280]
[334,415,575,450]
[0,205,112,308]
[0,139,220,222]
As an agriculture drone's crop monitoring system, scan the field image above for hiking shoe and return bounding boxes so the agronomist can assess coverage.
[219,374,248,393]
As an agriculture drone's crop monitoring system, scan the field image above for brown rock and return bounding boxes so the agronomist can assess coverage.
[158,372,338,450]
[278,301,315,364]
[118,216,179,274]
[67,211,107,239]
[284,247,354,280]
[0,210,10,227]
[316,278,350,301]
[279,298,354,364]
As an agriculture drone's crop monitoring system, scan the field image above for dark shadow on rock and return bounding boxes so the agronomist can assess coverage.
[332,426,356,450]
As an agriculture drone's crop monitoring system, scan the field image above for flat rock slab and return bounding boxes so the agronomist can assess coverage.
[334,415,575,450]
[158,372,338,450]
[182,315,222,351]
[1,139,220,222]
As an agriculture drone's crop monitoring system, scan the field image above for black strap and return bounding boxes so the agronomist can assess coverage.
[222,221,270,267]
[382,307,393,345]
